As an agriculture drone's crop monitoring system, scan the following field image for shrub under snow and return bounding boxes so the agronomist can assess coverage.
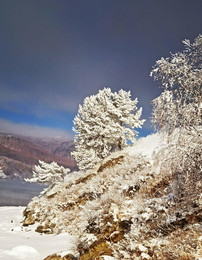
[25,160,70,185]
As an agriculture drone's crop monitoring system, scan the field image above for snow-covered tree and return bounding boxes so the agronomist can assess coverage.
[25,160,70,184]
[150,34,202,133]
[151,35,202,188]
[72,88,145,170]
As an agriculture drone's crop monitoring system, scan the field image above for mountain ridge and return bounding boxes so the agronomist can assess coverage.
[0,133,76,180]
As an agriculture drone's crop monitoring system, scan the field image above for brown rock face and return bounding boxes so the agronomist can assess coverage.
[35,225,54,234]
[22,210,36,226]
[79,240,113,260]
[98,156,124,173]
[44,254,78,260]
[78,215,132,259]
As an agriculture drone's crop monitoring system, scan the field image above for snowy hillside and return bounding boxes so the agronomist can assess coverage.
[21,133,201,259]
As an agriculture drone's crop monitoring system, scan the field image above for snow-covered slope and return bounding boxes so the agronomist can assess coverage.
[22,133,201,259]
[127,132,164,157]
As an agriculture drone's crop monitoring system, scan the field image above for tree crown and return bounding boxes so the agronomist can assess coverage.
[150,34,202,133]
[72,88,145,170]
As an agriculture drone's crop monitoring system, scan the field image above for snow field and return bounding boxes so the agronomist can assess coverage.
[0,206,78,260]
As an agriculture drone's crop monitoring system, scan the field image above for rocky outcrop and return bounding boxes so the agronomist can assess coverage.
[22,210,36,226]
[44,254,78,260]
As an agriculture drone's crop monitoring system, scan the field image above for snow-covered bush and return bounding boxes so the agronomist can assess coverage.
[72,88,145,170]
[154,129,201,174]
[25,160,70,184]
[150,34,201,133]
[152,128,202,200]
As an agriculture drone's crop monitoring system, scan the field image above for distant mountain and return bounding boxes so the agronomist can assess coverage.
[0,133,76,180]
[24,136,75,159]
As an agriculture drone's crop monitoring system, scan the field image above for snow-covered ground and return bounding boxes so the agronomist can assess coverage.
[0,207,78,260]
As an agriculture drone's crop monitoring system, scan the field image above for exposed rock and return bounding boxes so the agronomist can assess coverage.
[78,240,113,260]
[98,156,124,173]
[22,210,36,226]
[44,253,78,260]
[47,192,58,199]
[35,225,53,234]
[75,173,96,185]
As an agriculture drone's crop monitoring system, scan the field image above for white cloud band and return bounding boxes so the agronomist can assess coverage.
[0,118,73,139]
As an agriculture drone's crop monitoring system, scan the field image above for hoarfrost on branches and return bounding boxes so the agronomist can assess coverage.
[151,34,202,133]
[25,160,70,184]
[72,88,145,170]
[150,35,201,184]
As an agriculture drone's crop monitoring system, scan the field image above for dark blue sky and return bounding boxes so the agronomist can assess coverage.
[0,0,201,138]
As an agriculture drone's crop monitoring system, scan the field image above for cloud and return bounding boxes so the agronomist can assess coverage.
[0,118,73,139]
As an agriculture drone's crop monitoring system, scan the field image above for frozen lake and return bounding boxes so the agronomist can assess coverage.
[0,179,46,206]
